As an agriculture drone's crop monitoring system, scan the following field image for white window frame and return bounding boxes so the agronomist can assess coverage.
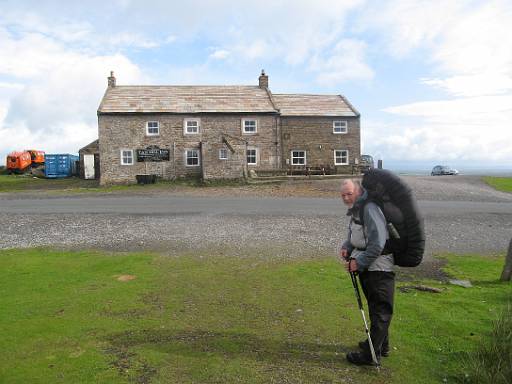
[333,120,348,134]
[334,149,349,165]
[185,149,200,167]
[246,147,258,165]
[120,149,134,165]
[291,150,306,165]
[146,121,160,136]
[184,118,200,135]
[242,118,257,134]
[219,148,228,160]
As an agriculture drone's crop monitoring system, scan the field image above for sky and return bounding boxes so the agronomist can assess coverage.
[1,0,511,170]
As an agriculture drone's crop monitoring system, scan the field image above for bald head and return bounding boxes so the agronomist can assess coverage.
[340,179,362,207]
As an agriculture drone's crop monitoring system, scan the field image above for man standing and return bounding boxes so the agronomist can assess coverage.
[339,179,395,366]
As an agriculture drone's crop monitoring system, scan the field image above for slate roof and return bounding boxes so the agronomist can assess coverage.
[97,82,358,117]
[272,94,358,117]
[98,86,278,114]
[79,139,99,154]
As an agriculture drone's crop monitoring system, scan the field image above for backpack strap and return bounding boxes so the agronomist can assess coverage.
[355,198,394,255]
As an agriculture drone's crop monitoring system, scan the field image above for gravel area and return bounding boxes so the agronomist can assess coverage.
[1,175,511,272]
[400,175,512,202]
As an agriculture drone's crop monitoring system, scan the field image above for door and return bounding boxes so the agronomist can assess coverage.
[84,154,95,179]
[94,154,100,179]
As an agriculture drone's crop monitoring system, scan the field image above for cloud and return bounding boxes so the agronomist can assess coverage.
[371,94,512,163]
[165,35,177,44]
[383,95,512,119]
[226,0,361,66]
[309,39,374,85]
[358,0,465,57]
[0,0,371,85]
[105,32,160,49]
[0,9,161,50]
[0,82,24,90]
[0,25,145,164]
[359,0,512,164]
[421,73,512,97]
[363,0,512,96]
[209,49,230,60]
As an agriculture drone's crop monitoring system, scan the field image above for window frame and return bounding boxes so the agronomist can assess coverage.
[120,149,134,165]
[291,150,306,165]
[184,118,201,135]
[246,147,258,165]
[334,149,349,165]
[185,148,200,167]
[333,120,348,134]
[242,118,258,135]
[146,121,160,136]
[219,148,228,160]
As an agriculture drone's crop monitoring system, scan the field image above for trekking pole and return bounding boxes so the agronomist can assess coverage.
[349,270,380,367]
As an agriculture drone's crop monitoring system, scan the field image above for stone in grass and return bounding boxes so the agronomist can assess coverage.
[116,274,137,282]
[449,279,472,288]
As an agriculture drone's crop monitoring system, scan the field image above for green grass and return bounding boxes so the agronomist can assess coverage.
[458,303,512,383]
[0,249,510,383]
[483,176,512,193]
[0,174,280,194]
[0,175,194,193]
[0,175,99,192]
[0,174,262,194]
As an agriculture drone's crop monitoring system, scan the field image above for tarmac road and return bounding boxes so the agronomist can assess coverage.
[0,176,511,261]
[1,195,512,216]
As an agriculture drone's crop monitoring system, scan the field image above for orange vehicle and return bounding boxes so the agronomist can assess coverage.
[6,151,33,174]
[26,149,45,165]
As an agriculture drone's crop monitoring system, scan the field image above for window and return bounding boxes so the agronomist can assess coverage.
[334,150,349,165]
[185,149,200,166]
[184,119,200,135]
[291,150,306,165]
[242,119,257,134]
[120,149,133,165]
[333,120,348,134]
[219,148,228,160]
[246,147,257,165]
[146,121,159,136]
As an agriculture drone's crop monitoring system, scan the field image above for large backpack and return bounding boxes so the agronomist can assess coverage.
[360,169,425,267]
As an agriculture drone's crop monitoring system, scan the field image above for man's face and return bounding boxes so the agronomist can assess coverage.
[341,182,359,207]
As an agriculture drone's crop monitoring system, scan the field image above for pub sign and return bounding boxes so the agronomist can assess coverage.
[136,145,170,162]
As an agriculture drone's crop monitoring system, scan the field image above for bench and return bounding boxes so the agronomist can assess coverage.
[288,165,334,176]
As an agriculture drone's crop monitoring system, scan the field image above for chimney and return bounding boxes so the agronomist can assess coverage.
[108,71,116,88]
[258,69,268,89]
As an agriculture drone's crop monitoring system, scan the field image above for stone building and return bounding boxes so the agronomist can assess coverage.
[97,71,360,185]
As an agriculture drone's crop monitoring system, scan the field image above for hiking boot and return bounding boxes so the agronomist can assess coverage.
[358,340,390,357]
[346,351,379,366]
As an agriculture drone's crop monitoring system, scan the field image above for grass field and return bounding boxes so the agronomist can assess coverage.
[0,174,256,194]
[483,176,512,193]
[0,175,99,192]
[1,248,510,383]
[0,174,202,193]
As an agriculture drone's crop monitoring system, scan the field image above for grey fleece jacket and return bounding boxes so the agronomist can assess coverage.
[342,189,394,272]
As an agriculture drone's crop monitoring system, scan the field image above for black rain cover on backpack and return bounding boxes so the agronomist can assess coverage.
[361,169,425,267]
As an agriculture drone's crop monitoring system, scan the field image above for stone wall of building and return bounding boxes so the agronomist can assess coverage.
[201,139,247,180]
[98,113,280,185]
[280,116,360,174]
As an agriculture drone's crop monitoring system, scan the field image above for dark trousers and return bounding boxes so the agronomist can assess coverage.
[359,271,395,356]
